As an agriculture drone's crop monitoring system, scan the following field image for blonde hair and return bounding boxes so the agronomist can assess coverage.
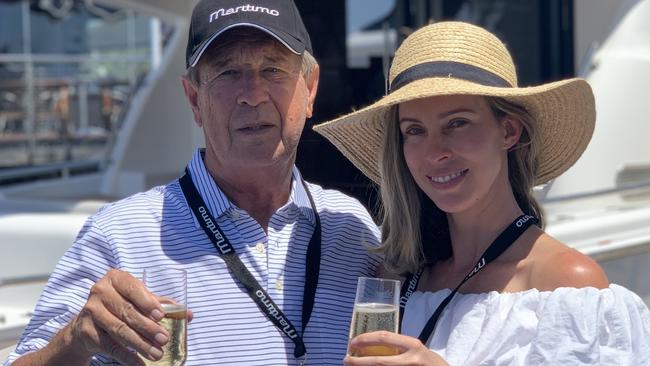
[487,97,544,227]
[377,97,543,275]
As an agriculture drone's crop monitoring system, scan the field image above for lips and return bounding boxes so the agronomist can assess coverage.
[236,123,275,132]
[427,169,468,185]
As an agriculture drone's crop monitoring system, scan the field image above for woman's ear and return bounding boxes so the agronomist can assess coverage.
[502,115,523,150]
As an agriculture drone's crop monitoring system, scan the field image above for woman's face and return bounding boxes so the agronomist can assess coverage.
[398,95,521,214]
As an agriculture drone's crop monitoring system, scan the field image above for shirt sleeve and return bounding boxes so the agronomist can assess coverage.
[415,285,650,366]
[523,285,650,366]
[3,217,119,366]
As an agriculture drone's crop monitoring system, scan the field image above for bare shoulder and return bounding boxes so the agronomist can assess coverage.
[529,233,609,291]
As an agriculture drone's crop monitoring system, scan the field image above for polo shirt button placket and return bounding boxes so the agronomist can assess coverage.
[255,242,266,254]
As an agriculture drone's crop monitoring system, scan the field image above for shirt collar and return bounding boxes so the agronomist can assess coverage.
[185,149,234,220]
[289,166,317,226]
[184,149,317,226]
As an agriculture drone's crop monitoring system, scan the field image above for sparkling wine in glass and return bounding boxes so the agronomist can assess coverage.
[348,277,400,357]
[142,267,187,366]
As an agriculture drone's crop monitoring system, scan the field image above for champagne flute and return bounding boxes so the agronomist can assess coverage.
[348,277,401,357]
[142,267,187,366]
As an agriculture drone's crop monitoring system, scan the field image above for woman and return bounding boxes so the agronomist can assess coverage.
[315,22,650,365]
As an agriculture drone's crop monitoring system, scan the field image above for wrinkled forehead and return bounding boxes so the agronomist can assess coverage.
[199,27,296,66]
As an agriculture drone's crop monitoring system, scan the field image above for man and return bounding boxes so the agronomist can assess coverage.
[4,1,380,365]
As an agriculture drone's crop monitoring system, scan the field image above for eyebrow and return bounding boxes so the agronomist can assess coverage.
[262,53,290,64]
[208,57,232,70]
[437,107,477,119]
[398,117,420,125]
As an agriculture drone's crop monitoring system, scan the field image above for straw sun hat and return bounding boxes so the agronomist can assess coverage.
[314,21,595,186]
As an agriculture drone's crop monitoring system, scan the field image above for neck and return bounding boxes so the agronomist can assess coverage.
[446,188,524,274]
[204,153,294,230]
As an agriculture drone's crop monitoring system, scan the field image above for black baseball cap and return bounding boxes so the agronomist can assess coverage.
[186,0,313,69]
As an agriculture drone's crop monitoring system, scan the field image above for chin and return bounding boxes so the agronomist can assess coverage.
[431,202,465,214]
[248,148,294,167]
[424,192,474,214]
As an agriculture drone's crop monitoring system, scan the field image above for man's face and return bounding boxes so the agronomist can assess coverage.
[182,35,319,172]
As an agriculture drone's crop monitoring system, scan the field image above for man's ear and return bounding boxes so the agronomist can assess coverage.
[305,64,320,119]
[502,115,523,150]
[181,76,202,128]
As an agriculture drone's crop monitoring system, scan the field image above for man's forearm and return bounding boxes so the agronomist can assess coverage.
[11,323,92,366]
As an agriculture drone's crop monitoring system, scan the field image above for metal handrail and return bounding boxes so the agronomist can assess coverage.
[0,159,102,183]
[590,239,650,262]
[0,274,51,288]
[0,53,150,64]
[541,180,650,204]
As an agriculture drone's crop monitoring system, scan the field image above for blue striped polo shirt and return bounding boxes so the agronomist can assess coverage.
[5,150,381,365]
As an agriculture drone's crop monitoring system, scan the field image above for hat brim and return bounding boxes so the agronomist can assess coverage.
[188,23,306,68]
[314,77,595,186]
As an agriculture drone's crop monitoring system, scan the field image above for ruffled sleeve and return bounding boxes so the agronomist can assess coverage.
[402,285,650,366]
[526,285,650,365]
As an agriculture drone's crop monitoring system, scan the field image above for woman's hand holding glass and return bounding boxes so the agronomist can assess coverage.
[345,276,448,365]
[345,331,449,365]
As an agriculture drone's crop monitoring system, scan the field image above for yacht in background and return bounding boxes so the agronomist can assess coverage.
[0,0,199,350]
[1,0,649,356]
[543,0,650,305]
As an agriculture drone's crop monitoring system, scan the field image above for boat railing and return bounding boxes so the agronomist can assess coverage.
[540,179,650,204]
[541,179,650,265]
[0,159,103,186]
[0,274,51,288]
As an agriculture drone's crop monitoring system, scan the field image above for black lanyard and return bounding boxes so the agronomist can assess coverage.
[179,169,321,362]
[398,214,538,343]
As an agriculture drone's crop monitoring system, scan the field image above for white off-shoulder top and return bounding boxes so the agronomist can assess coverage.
[401,285,650,365]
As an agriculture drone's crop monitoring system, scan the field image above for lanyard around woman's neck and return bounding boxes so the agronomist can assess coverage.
[398,214,538,344]
[179,168,321,364]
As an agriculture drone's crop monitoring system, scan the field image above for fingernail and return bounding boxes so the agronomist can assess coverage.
[155,332,168,345]
[149,346,163,360]
[151,309,164,321]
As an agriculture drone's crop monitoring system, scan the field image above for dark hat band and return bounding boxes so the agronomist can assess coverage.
[389,61,512,92]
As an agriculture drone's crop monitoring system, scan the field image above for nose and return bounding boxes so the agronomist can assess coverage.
[424,134,451,163]
[236,71,270,107]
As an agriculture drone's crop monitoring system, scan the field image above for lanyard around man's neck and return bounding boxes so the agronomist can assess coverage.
[398,214,538,344]
[179,168,321,363]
